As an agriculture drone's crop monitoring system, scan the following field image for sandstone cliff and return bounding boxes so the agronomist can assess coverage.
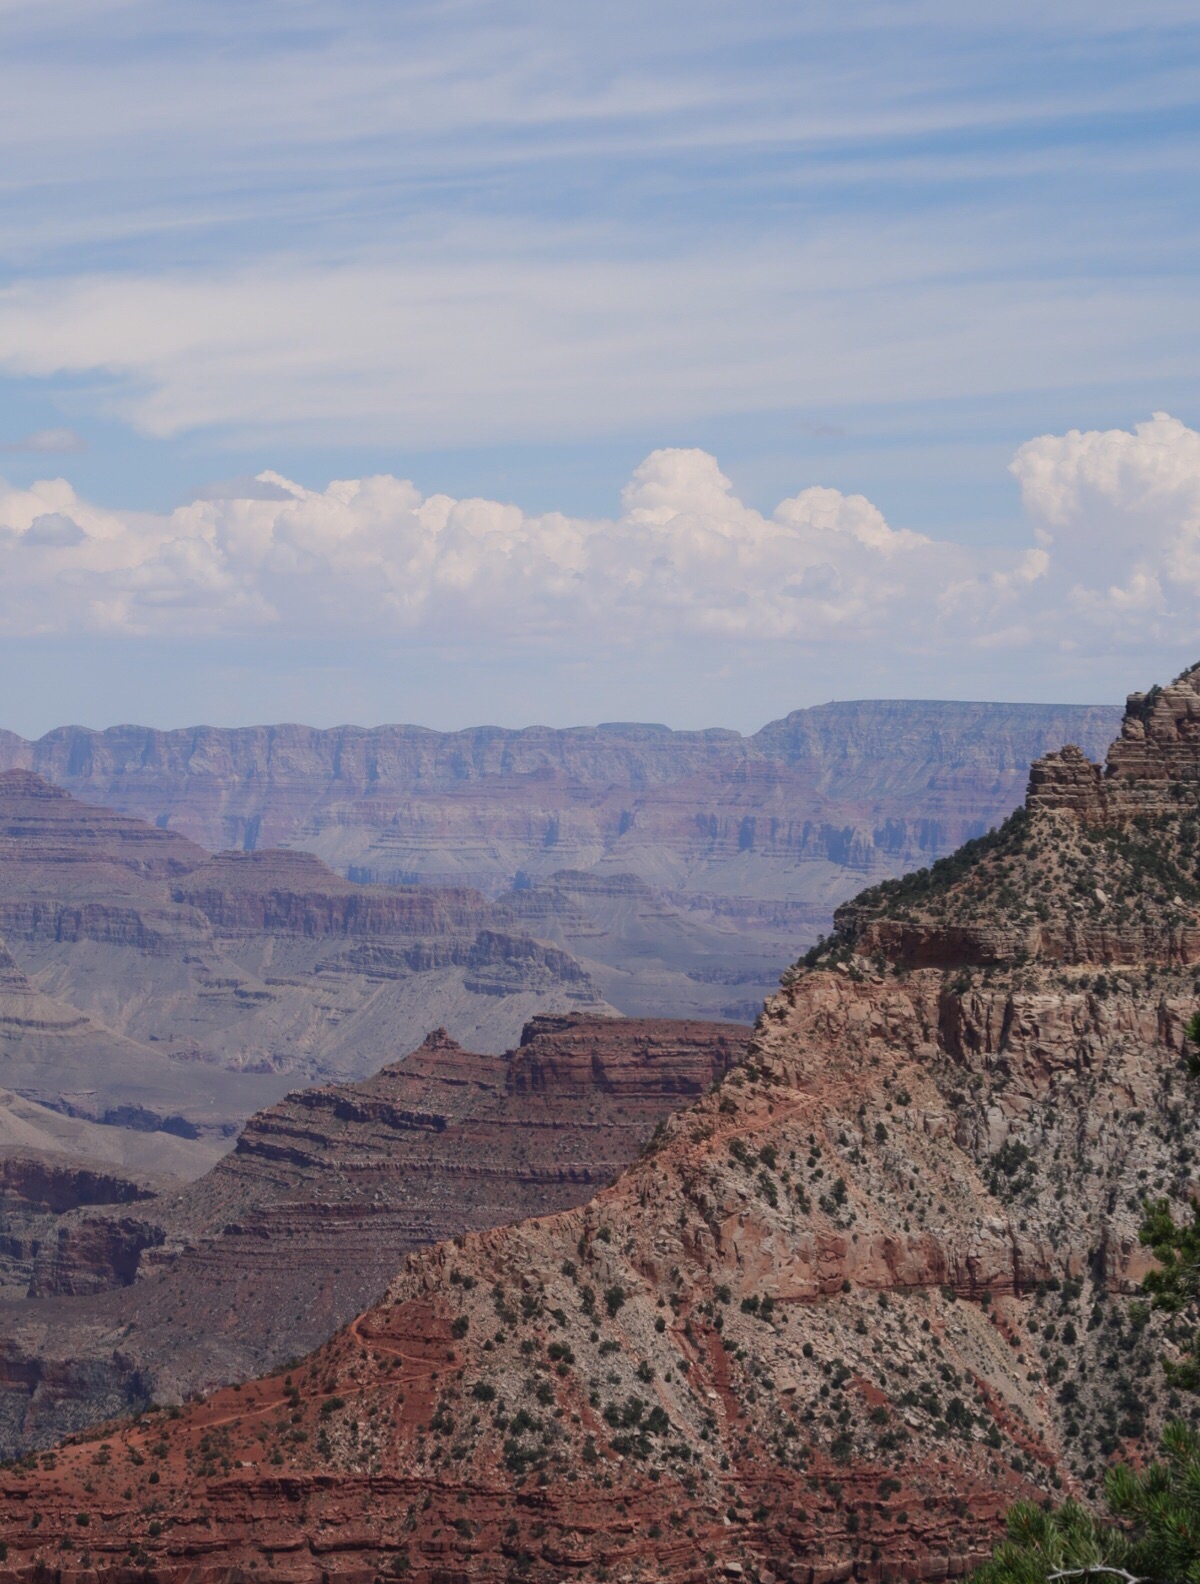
[0,674,1191,1584]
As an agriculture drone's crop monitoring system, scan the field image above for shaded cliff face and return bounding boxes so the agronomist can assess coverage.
[0,703,1121,1024]
[0,1015,745,1455]
[0,771,207,888]
[0,772,609,1145]
[0,674,1192,1584]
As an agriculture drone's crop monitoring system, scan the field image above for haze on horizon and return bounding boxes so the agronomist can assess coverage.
[2,0,1200,737]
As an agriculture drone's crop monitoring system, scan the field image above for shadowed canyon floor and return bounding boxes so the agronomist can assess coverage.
[1,675,1197,1581]
[0,701,1121,1024]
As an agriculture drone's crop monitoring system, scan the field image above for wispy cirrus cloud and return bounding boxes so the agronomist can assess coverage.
[0,427,85,454]
[0,2,1198,460]
[0,224,1192,450]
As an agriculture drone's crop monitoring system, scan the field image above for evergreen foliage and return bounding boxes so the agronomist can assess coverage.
[971,1498,1130,1584]
[973,1422,1200,1584]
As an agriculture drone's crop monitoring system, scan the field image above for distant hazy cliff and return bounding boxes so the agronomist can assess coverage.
[0,701,1121,904]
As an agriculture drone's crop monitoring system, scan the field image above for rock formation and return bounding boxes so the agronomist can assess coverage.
[0,671,1191,1583]
[0,702,1121,1023]
[0,1014,746,1454]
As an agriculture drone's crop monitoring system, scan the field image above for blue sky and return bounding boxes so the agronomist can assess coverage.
[2,0,1200,734]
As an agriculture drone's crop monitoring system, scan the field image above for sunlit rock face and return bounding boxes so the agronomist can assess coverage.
[0,1014,746,1457]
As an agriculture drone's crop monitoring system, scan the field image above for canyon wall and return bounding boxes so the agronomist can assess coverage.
[0,771,611,1150]
[0,703,1120,895]
[0,677,1190,1584]
[0,1014,747,1454]
[0,700,1122,1026]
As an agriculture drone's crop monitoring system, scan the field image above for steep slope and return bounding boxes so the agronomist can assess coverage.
[0,1154,164,1304]
[0,773,609,1144]
[1,674,1194,1583]
[0,1015,746,1455]
[0,704,1121,1022]
[0,926,271,1146]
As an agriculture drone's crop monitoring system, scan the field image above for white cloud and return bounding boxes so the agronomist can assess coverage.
[0,2,1196,473]
[1011,412,1200,630]
[0,444,1035,649]
[0,244,1190,449]
[3,416,1197,664]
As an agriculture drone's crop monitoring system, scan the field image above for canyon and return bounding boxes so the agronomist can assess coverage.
[0,701,1120,1024]
[0,769,609,1150]
[0,675,1192,1582]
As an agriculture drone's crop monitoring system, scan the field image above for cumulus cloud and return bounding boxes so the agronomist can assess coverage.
[1011,412,1200,637]
[0,445,1040,650]
[1,416,1196,666]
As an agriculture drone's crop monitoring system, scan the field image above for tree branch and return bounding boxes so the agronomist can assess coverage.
[1046,1570,1145,1584]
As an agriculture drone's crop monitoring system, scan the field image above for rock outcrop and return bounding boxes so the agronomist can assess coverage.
[838,669,1200,972]
[1030,671,1200,820]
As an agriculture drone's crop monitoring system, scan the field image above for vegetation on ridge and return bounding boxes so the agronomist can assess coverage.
[971,949,1200,1584]
[797,791,1200,978]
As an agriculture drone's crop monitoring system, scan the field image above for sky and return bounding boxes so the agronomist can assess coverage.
[2,0,1200,736]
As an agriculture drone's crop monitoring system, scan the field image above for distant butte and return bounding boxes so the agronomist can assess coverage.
[0,770,612,1142]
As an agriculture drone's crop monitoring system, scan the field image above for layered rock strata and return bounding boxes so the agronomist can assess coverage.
[0,705,1120,888]
[0,703,1121,1023]
[0,1015,745,1454]
[1,675,1194,1584]
[0,773,609,1141]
